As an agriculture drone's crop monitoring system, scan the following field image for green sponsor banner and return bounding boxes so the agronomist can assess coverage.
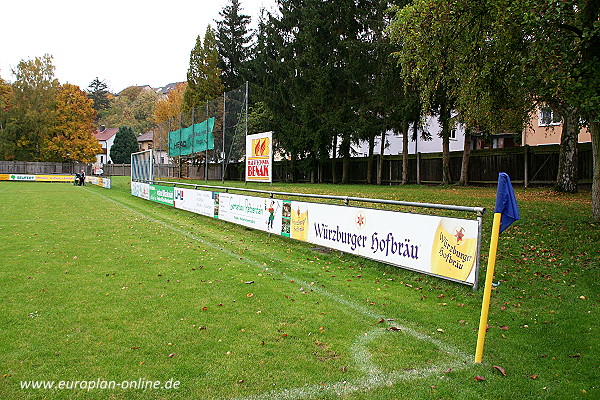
[168,117,215,156]
[149,185,174,206]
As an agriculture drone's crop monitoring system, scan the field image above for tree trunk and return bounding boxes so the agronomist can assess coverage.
[457,130,471,186]
[290,151,297,183]
[440,104,452,184]
[555,109,579,193]
[366,133,375,184]
[377,130,386,185]
[340,133,350,184]
[331,135,338,184]
[590,121,600,220]
[401,122,409,184]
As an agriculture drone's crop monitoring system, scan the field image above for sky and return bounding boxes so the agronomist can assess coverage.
[1,0,277,93]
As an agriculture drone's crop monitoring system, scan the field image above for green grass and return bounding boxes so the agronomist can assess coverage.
[0,177,597,399]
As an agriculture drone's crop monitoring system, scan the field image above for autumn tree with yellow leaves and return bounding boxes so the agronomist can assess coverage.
[44,83,101,163]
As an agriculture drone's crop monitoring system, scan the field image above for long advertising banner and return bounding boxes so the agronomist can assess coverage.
[0,174,74,182]
[132,183,480,285]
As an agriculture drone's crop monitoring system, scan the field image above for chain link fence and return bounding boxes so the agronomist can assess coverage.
[154,83,248,180]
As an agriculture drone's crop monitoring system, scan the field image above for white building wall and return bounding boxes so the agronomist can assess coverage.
[353,115,466,156]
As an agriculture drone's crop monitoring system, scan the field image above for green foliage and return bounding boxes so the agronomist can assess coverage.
[99,87,158,135]
[87,77,110,113]
[216,0,253,91]
[0,75,13,112]
[0,54,60,161]
[184,26,224,110]
[109,126,139,163]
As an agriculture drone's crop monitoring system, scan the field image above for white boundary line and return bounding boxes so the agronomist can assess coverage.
[88,189,473,399]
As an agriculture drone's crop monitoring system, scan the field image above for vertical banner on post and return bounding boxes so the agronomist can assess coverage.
[246,131,273,183]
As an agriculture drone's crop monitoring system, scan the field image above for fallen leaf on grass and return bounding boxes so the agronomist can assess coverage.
[444,368,452,374]
[530,374,538,380]
[474,375,486,382]
[387,327,401,331]
[168,353,176,358]
[492,365,507,376]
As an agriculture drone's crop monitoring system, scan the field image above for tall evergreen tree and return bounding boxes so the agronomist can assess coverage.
[253,0,369,183]
[216,0,253,91]
[184,26,224,111]
[109,126,139,163]
[87,77,110,113]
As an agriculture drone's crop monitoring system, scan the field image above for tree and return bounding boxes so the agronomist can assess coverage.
[154,83,187,157]
[87,77,110,113]
[44,83,101,163]
[110,126,139,163]
[0,75,13,112]
[216,0,253,91]
[154,83,187,124]
[99,86,158,135]
[184,25,224,110]
[252,0,371,183]
[3,54,60,161]
[389,1,465,184]
[509,0,599,197]
[390,0,599,217]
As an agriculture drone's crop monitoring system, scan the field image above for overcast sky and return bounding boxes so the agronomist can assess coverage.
[1,0,277,93]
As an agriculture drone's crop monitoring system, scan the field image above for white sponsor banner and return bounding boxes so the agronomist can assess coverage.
[173,187,215,217]
[131,184,480,285]
[131,181,150,200]
[289,201,479,285]
[246,131,273,183]
[86,176,112,188]
[218,193,283,234]
[10,174,36,181]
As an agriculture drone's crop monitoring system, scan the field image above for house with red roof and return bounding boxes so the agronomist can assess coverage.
[93,125,118,164]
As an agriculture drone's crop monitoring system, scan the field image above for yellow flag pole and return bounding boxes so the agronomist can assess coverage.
[475,212,502,363]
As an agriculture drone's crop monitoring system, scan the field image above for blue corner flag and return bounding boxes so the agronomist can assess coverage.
[495,172,520,233]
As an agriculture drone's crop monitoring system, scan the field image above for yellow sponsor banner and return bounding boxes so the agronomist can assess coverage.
[36,174,74,182]
[0,174,10,181]
[290,204,309,241]
[430,219,477,282]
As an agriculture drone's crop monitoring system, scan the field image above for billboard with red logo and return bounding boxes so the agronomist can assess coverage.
[246,132,273,183]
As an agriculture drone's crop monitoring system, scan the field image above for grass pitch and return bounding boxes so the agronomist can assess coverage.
[0,177,597,399]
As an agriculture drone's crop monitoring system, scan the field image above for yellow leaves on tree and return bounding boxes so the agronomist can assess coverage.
[154,82,187,124]
[44,83,102,163]
[0,77,13,112]
[153,82,187,150]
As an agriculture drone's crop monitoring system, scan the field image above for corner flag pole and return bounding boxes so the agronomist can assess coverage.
[475,172,520,364]
[475,212,501,363]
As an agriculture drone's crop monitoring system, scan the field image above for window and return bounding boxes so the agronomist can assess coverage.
[539,106,561,126]
[449,129,457,140]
